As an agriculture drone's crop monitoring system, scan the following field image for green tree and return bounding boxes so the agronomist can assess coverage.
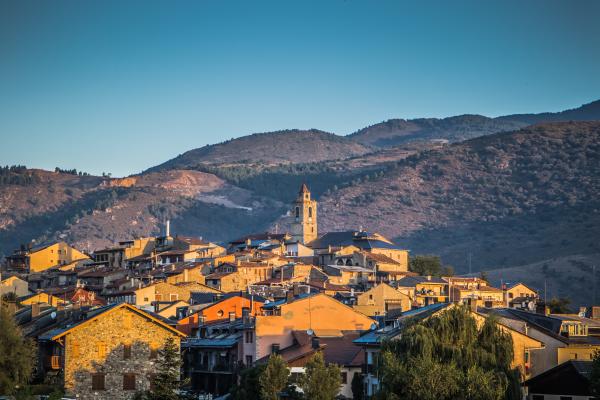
[147,337,181,400]
[591,350,600,396]
[230,364,265,400]
[259,354,289,400]
[547,297,571,313]
[409,255,441,276]
[351,372,364,400]
[0,306,36,395]
[376,306,519,400]
[299,352,341,400]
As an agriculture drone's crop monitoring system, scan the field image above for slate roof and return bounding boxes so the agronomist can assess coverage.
[308,231,405,251]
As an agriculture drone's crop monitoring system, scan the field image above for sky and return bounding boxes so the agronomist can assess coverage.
[1,0,599,177]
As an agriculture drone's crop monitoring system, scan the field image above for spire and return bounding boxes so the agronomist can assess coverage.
[299,183,310,195]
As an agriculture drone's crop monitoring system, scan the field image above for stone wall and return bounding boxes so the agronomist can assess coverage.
[63,306,181,400]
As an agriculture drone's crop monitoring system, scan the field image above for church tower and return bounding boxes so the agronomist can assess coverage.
[290,184,318,244]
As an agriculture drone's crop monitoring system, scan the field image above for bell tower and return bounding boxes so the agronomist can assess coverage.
[290,184,318,244]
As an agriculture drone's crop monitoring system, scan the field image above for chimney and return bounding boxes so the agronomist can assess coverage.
[31,302,41,317]
[311,337,320,349]
[271,343,280,354]
[286,290,294,303]
[229,311,236,322]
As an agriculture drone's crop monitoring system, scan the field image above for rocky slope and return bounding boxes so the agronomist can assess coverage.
[318,121,600,272]
[0,169,283,256]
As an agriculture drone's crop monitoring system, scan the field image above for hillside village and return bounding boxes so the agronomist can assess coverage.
[1,183,598,399]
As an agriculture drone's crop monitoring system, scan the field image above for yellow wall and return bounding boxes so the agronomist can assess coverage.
[370,248,409,269]
[557,346,598,364]
[255,294,374,359]
[21,292,66,307]
[29,242,89,272]
[354,283,411,316]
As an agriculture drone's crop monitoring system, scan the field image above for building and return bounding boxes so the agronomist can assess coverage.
[503,282,538,309]
[290,184,318,244]
[204,261,277,292]
[257,330,364,399]
[6,242,89,273]
[0,275,30,297]
[523,360,592,400]
[309,231,409,271]
[177,294,264,336]
[92,237,156,269]
[393,275,448,306]
[353,283,411,317]
[37,302,186,400]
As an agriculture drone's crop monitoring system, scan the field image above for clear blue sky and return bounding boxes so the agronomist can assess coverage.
[1,0,599,177]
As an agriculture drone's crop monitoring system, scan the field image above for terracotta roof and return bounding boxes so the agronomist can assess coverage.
[364,252,401,265]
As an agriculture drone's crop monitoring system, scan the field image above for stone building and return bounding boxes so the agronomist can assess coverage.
[290,184,318,244]
[38,302,186,400]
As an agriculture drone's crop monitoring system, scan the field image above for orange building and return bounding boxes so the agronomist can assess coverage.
[177,295,264,336]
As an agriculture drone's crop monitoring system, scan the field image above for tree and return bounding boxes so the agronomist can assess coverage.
[299,352,341,400]
[0,306,36,395]
[351,372,364,400]
[260,354,289,400]
[230,364,265,400]
[376,306,519,400]
[147,337,181,400]
[547,297,571,314]
[590,350,600,396]
[409,255,441,276]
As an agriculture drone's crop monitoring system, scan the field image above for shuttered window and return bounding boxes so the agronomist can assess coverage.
[91,373,105,390]
[123,373,136,390]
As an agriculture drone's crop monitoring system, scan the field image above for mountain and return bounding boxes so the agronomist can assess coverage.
[148,129,372,172]
[0,168,283,256]
[349,99,600,147]
[318,121,600,274]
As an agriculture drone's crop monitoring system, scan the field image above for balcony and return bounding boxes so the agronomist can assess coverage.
[192,362,235,374]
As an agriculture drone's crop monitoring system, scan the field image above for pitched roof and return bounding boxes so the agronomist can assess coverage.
[307,231,404,251]
[394,275,447,287]
[39,302,186,341]
[299,183,310,194]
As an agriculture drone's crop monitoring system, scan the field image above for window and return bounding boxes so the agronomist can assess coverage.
[295,207,300,220]
[148,374,156,391]
[91,373,105,390]
[217,310,224,318]
[96,342,107,358]
[72,342,80,358]
[123,373,136,390]
[170,294,178,301]
[246,355,253,366]
[123,343,131,359]
[156,294,162,301]
[341,372,347,384]
[245,331,253,343]
[508,292,513,299]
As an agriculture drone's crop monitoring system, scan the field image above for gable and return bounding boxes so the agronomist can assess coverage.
[50,303,186,340]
